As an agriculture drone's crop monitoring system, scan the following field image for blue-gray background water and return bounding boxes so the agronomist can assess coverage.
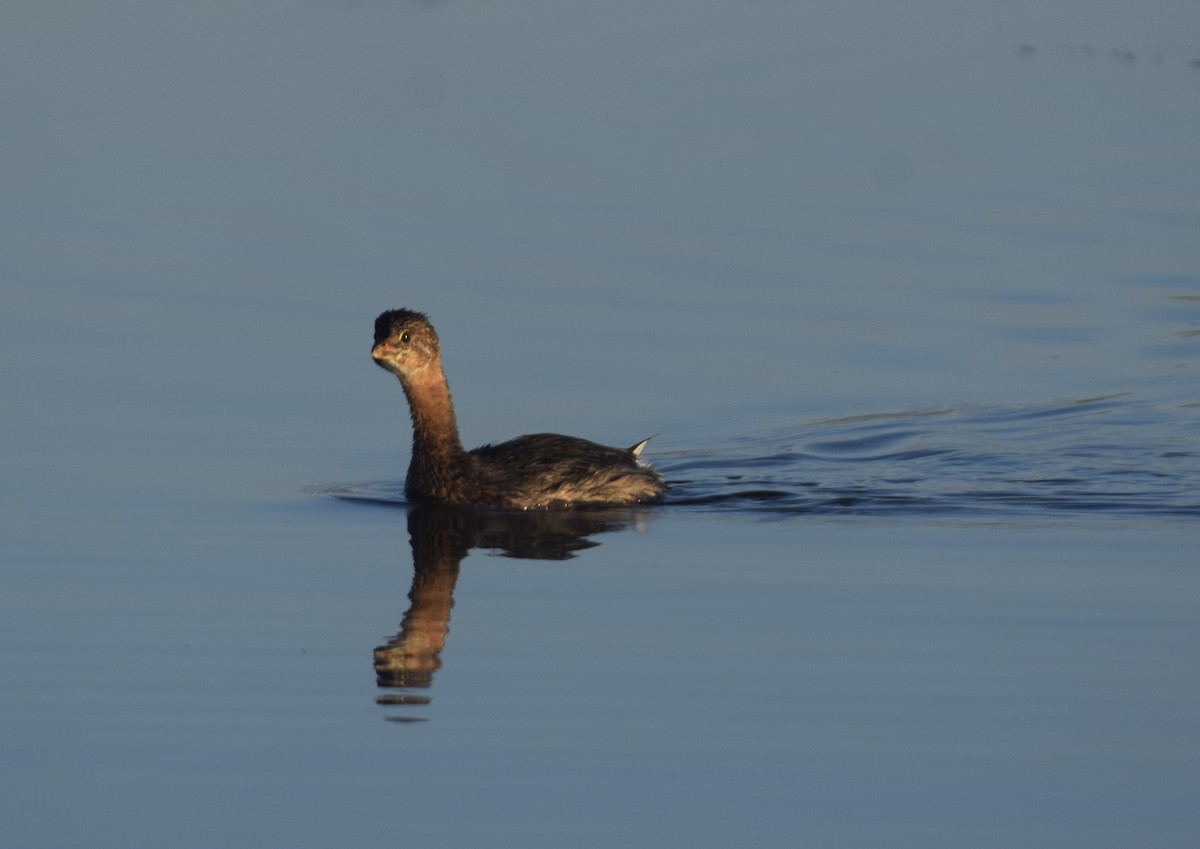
[3,2,1199,847]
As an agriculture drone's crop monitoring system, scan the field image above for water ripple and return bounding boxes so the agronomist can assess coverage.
[656,394,1200,521]
[321,394,1199,522]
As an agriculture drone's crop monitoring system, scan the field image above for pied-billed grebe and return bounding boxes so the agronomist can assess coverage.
[371,309,667,509]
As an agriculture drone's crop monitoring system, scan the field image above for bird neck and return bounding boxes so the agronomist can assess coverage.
[402,364,467,466]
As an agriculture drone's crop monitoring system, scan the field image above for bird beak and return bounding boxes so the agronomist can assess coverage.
[371,342,394,361]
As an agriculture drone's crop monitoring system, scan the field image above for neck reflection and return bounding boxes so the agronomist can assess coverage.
[373,505,651,721]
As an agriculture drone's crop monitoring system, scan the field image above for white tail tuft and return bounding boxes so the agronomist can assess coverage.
[629,434,659,457]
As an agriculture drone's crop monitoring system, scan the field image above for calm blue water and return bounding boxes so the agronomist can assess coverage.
[3,2,1199,847]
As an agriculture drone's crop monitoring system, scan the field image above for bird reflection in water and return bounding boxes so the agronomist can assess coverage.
[374,505,651,722]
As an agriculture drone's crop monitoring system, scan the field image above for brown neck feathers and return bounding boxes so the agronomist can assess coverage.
[401,365,467,486]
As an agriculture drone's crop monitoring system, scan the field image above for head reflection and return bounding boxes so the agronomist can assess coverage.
[374,505,651,719]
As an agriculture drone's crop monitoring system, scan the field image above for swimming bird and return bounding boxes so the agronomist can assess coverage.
[371,309,666,509]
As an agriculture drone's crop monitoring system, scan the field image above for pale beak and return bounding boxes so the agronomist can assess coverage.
[371,342,395,361]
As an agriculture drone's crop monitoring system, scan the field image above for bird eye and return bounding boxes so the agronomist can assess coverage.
[400,331,411,343]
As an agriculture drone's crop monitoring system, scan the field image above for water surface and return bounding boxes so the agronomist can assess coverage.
[2,1,1199,847]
